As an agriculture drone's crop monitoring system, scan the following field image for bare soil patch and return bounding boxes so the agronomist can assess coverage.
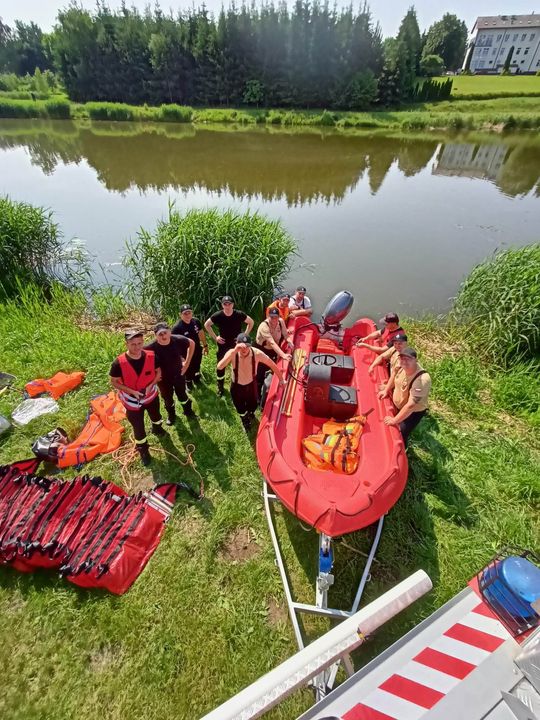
[218,526,260,563]
[267,596,288,627]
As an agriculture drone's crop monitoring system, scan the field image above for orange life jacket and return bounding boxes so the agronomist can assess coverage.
[57,392,126,468]
[25,371,85,400]
[266,300,290,322]
[302,415,368,475]
[117,351,158,410]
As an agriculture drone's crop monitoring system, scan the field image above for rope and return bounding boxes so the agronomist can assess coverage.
[111,436,204,499]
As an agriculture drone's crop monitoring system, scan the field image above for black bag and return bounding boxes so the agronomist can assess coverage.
[32,427,69,461]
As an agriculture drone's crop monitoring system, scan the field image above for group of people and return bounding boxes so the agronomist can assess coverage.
[109,290,430,465]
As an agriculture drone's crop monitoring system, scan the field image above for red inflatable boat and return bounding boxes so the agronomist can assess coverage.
[256,316,408,537]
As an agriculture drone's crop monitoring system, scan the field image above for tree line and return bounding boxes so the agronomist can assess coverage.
[0,3,468,109]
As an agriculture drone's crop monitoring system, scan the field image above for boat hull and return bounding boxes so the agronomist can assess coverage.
[256,317,408,537]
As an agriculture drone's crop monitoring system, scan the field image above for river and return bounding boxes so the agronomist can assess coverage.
[1,119,539,317]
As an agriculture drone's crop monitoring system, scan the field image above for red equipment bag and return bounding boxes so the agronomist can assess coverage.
[0,462,177,594]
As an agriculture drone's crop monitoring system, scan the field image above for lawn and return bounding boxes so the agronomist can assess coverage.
[0,295,538,720]
[451,73,540,97]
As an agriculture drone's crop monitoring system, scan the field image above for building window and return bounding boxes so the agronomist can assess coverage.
[478,60,485,68]
[516,47,521,55]
[497,34,502,41]
[489,60,493,64]
[521,33,527,41]
[505,33,510,41]
[492,48,497,55]
[530,33,535,41]
[500,48,505,55]
[524,47,529,55]
[483,47,489,55]
[513,33,518,41]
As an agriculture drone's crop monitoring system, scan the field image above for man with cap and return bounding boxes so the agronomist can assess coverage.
[357,312,405,348]
[217,333,286,431]
[109,329,165,466]
[255,308,294,397]
[366,333,408,376]
[289,286,313,318]
[266,292,291,322]
[204,297,254,397]
[172,304,208,390]
[378,347,431,447]
[145,322,196,425]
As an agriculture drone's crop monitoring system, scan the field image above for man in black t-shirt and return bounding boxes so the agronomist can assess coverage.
[110,329,165,466]
[204,296,254,396]
[171,304,208,390]
[145,322,196,425]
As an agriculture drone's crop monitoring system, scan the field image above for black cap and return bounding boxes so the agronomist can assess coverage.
[390,333,408,345]
[125,329,144,341]
[279,291,290,299]
[399,347,417,359]
[236,333,252,345]
[154,322,170,333]
[296,286,307,292]
[221,295,234,304]
[380,312,399,324]
[180,304,192,313]
[268,308,280,317]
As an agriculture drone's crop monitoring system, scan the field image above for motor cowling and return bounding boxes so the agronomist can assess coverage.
[321,291,354,331]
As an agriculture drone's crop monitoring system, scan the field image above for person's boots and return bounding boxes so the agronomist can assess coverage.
[165,407,176,426]
[137,443,152,467]
[152,422,167,437]
[217,378,225,397]
[240,413,251,433]
[182,398,196,419]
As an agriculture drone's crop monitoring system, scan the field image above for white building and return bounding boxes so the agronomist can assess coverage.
[465,14,540,74]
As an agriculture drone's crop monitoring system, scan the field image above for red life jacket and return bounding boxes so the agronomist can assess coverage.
[117,352,158,410]
[382,326,404,344]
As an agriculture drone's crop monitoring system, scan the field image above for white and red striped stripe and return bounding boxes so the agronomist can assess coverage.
[341,602,511,720]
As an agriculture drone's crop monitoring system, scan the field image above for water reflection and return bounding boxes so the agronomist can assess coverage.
[0,121,538,202]
[433,141,540,197]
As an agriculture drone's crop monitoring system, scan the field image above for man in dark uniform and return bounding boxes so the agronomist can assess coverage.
[171,304,208,391]
[110,329,165,466]
[217,333,285,431]
[204,296,254,397]
[145,322,196,425]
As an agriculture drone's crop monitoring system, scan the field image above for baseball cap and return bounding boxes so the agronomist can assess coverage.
[296,285,307,292]
[236,333,252,345]
[268,308,280,317]
[399,347,417,359]
[125,329,144,341]
[221,295,234,304]
[380,312,399,325]
[390,333,408,345]
[154,322,171,334]
[279,291,290,299]
[180,304,192,313]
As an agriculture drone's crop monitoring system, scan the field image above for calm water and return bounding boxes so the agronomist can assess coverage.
[1,119,539,317]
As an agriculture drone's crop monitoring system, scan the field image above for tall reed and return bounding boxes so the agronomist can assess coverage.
[125,207,296,319]
[452,244,540,366]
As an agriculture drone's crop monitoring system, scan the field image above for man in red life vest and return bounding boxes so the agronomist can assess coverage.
[356,312,405,349]
[109,329,165,466]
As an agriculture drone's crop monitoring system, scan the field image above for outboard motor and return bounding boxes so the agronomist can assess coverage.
[319,291,354,346]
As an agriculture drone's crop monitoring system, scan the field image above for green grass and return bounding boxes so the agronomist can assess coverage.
[0,288,538,719]
[2,94,540,132]
[452,74,540,98]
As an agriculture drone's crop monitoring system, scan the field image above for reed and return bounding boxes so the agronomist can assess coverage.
[124,207,296,320]
[0,98,70,119]
[452,245,540,367]
[0,197,63,299]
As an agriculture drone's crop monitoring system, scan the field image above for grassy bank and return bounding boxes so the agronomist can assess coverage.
[1,93,539,131]
[451,74,540,99]
[0,282,538,719]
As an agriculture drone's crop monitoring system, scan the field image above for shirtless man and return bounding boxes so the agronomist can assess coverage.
[217,333,285,431]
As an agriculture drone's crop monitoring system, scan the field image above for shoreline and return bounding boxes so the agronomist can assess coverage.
[1,95,540,132]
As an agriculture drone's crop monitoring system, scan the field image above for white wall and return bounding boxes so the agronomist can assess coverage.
[469,25,540,73]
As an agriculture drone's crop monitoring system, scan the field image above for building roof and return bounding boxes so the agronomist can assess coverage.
[473,14,540,32]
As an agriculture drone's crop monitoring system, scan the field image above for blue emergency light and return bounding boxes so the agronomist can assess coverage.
[479,551,540,635]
